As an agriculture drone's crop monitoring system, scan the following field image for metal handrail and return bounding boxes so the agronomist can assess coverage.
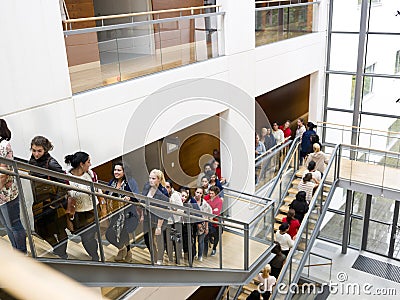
[0,156,275,271]
[63,11,225,35]
[270,144,340,299]
[265,136,301,198]
[255,136,292,163]
[317,121,400,136]
[255,1,320,11]
[63,5,220,26]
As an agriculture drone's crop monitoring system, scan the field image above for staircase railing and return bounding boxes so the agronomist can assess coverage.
[270,143,340,299]
[0,157,275,276]
[255,136,292,192]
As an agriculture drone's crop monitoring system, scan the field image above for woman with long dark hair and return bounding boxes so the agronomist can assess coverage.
[0,119,27,253]
[105,161,141,262]
[29,136,68,259]
[65,151,101,261]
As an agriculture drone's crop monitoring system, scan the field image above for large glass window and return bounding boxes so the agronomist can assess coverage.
[368,0,398,34]
[360,77,400,115]
[331,0,361,32]
[324,110,354,145]
[366,34,400,76]
[359,114,400,151]
[329,33,359,72]
[395,50,400,74]
[326,74,356,110]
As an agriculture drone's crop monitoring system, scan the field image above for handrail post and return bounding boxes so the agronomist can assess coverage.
[219,217,223,269]
[11,161,36,258]
[188,210,193,267]
[244,223,249,270]
[90,181,105,262]
[147,199,155,265]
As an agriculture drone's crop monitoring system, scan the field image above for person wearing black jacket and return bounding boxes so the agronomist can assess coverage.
[29,136,68,259]
[289,191,309,223]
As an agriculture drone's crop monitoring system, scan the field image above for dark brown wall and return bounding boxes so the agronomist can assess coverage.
[256,75,310,135]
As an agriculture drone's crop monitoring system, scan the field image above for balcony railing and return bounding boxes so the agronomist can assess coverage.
[63,6,225,93]
[0,157,274,273]
[255,0,320,47]
[318,121,400,153]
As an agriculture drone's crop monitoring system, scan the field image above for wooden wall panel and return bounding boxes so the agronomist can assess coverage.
[256,76,310,136]
[151,0,203,50]
[64,0,99,67]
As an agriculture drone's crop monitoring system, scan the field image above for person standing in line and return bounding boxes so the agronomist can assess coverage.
[180,187,200,261]
[258,264,277,299]
[142,169,170,265]
[105,161,142,263]
[272,122,285,145]
[289,191,309,223]
[295,118,306,142]
[262,127,276,151]
[302,161,322,184]
[0,119,27,254]
[255,132,266,157]
[282,209,300,239]
[196,163,212,187]
[29,136,68,259]
[165,180,184,264]
[204,185,223,257]
[298,173,318,203]
[194,187,212,262]
[305,143,328,175]
[301,122,317,161]
[65,151,102,261]
[275,223,293,257]
[269,242,286,278]
[279,120,292,140]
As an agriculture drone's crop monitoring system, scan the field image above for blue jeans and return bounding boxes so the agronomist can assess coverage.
[0,196,27,253]
[197,232,205,258]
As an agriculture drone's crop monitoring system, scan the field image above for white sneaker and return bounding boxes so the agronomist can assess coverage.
[156,260,163,265]
[198,256,203,262]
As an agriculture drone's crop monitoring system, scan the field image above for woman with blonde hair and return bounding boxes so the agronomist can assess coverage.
[142,169,170,265]
[258,263,277,299]
[305,143,328,174]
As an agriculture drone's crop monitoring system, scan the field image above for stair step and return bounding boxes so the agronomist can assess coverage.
[243,282,260,293]
[292,178,301,186]
[288,187,298,195]
[274,222,281,232]
[280,205,290,214]
[275,214,287,222]
[284,195,295,204]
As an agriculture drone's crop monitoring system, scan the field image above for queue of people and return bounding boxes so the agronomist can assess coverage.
[0,118,227,264]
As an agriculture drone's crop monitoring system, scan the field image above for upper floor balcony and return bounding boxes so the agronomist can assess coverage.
[63,5,225,94]
[255,0,321,47]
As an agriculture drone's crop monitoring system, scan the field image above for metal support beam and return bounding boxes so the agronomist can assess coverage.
[342,190,353,254]
[350,0,371,153]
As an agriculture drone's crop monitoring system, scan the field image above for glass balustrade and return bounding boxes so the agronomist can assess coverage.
[0,157,275,274]
[255,1,319,47]
[64,12,224,94]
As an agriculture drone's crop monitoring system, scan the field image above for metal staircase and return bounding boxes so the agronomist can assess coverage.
[0,157,276,287]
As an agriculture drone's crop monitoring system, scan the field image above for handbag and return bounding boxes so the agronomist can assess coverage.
[65,196,76,216]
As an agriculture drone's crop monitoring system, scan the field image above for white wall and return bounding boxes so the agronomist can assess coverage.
[0,0,328,192]
[0,0,72,116]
